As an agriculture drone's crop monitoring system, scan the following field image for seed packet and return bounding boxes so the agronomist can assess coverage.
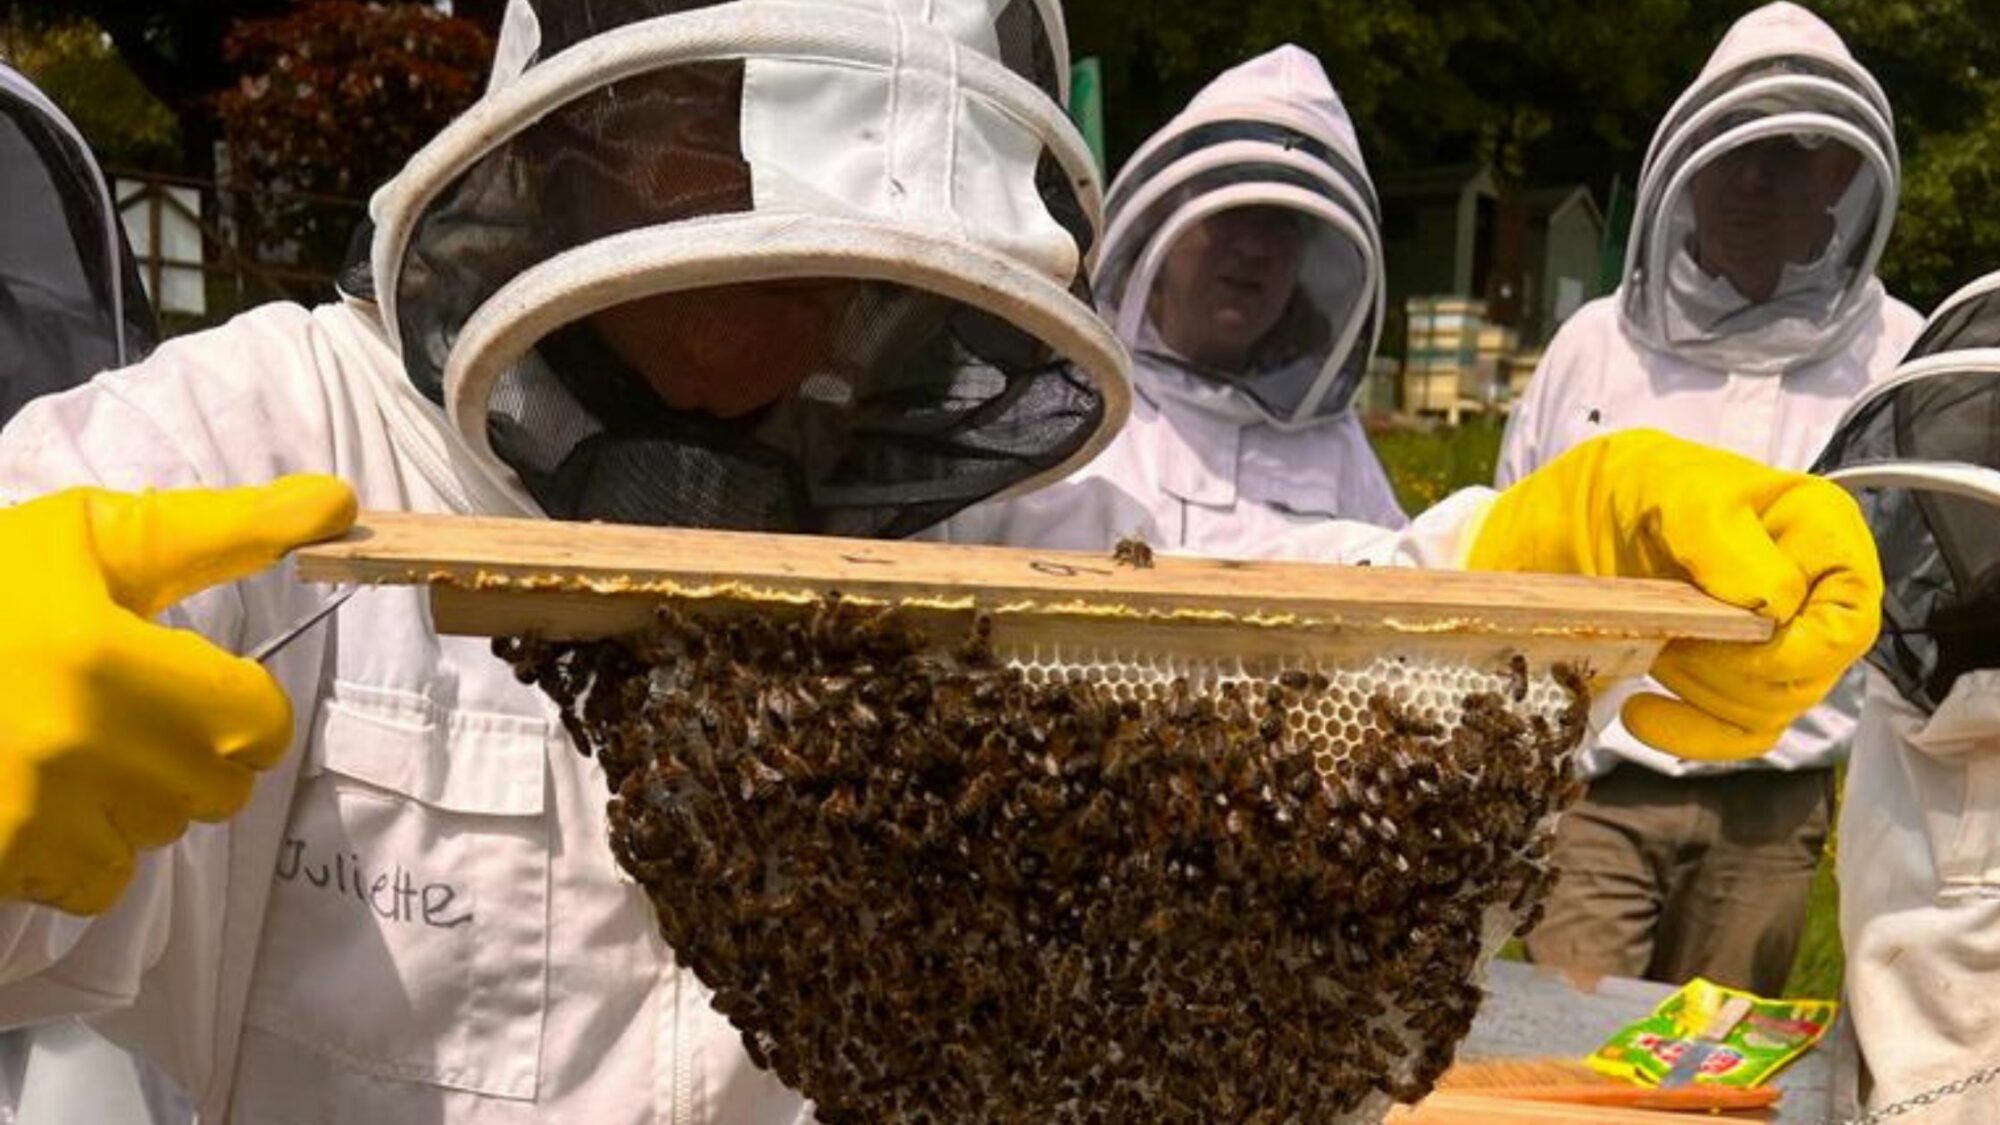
[1587,976,1836,1087]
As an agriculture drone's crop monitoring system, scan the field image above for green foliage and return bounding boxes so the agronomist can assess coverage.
[1879,100,2000,310]
[1066,0,2000,307]
[1065,0,1736,186]
[1869,84,2000,311]
[1810,0,2000,310]
[1372,417,1507,514]
[1783,847,1843,1000]
[0,20,180,168]
[2,0,297,171]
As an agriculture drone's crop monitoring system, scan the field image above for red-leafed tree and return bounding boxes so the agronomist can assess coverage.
[214,0,491,271]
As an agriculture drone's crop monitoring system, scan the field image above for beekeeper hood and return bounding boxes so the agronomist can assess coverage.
[1621,2,1897,374]
[366,0,1125,537]
[0,61,155,420]
[1092,44,1381,430]
[1816,271,2000,729]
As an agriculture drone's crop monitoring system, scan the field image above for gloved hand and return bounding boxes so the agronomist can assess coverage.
[1468,430,1882,761]
[0,477,357,914]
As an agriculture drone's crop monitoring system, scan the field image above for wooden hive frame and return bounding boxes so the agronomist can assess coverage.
[297,512,1770,683]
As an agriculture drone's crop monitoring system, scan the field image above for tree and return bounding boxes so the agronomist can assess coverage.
[1063,0,2000,309]
[1063,0,1725,186]
[1876,90,2000,309]
[2,0,479,176]
[450,0,507,39]
[1,0,299,173]
[0,19,181,168]
[214,1,491,271]
[1813,0,2000,309]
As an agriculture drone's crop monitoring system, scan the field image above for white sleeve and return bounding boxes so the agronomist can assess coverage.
[0,379,227,1022]
[1265,487,1496,568]
[1337,411,1409,529]
[1494,356,1550,488]
[1495,308,1607,489]
[933,473,1163,551]
[0,309,330,1031]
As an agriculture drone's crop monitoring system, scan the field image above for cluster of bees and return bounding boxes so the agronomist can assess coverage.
[499,596,1590,1123]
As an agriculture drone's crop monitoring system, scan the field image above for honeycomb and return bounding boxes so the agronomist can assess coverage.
[499,596,1590,1123]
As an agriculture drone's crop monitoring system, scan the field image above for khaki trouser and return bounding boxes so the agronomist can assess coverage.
[1524,764,1834,995]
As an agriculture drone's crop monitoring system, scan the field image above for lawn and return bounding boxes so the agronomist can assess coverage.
[1370,415,1510,514]
[1375,416,1844,1001]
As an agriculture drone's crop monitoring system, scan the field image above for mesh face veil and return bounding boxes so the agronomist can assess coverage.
[367,0,1126,537]
[1815,272,2000,713]
[1092,46,1382,430]
[1619,3,1897,374]
[0,62,156,421]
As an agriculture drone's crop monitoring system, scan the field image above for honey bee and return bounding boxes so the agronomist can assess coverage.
[1111,535,1155,569]
[953,771,1008,822]
[492,589,1601,1124]
[1505,651,1530,703]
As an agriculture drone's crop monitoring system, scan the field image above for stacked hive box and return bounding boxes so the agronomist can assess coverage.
[1401,297,1485,420]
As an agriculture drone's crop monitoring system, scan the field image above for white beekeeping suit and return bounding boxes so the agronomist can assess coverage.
[1817,271,2000,1124]
[1496,1,1923,997]
[1500,0,1920,782]
[944,44,1407,557]
[0,1,1154,1119]
[0,58,175,1125]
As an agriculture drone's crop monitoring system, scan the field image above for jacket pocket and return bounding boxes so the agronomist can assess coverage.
[1935,756,2000,892]
[245,680,552,1100]
[1896,669,2000,894]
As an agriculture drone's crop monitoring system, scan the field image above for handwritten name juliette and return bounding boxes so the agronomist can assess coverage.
[276,837,473,929]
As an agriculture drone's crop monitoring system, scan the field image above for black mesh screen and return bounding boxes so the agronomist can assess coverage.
[398,49,1107,537]
[1626,58,1892,313]
[487,280,1103,537]
[1108,119,1378,225]
[1098,160,1363,304]
[1906,286,2000,363]
[1624,134,1885,326]
[1653,56,1886,162]
[0,91,153,419]
[1815,366,2000,709]
[396,61,755,403]
[1037,149,1094,264]
[1099,158,1377,422]
[994,0,1063,101]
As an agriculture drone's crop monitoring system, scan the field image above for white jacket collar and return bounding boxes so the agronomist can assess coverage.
[1906,669,2000,760]
[1131,336,1394,520]
[337,299,544,520]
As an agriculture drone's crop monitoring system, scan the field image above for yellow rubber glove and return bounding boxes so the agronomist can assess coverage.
[0,477,357,915]
[1468,430,1882,761]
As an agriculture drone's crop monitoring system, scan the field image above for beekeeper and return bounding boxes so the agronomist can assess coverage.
[1498,0,1921,995]
[1816,271,2000,1123]
[0,1,1128,1118]
[944,44,1406,554]
[0,4,1881,1123]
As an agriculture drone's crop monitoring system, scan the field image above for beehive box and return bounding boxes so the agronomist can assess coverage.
[1402,297,1488,417]
[300,515,1767,1124]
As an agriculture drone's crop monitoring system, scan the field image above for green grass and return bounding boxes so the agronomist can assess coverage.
[1381,420,1844,1002]
[1784,818,1843,1000]
[1371,416,1509,513]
